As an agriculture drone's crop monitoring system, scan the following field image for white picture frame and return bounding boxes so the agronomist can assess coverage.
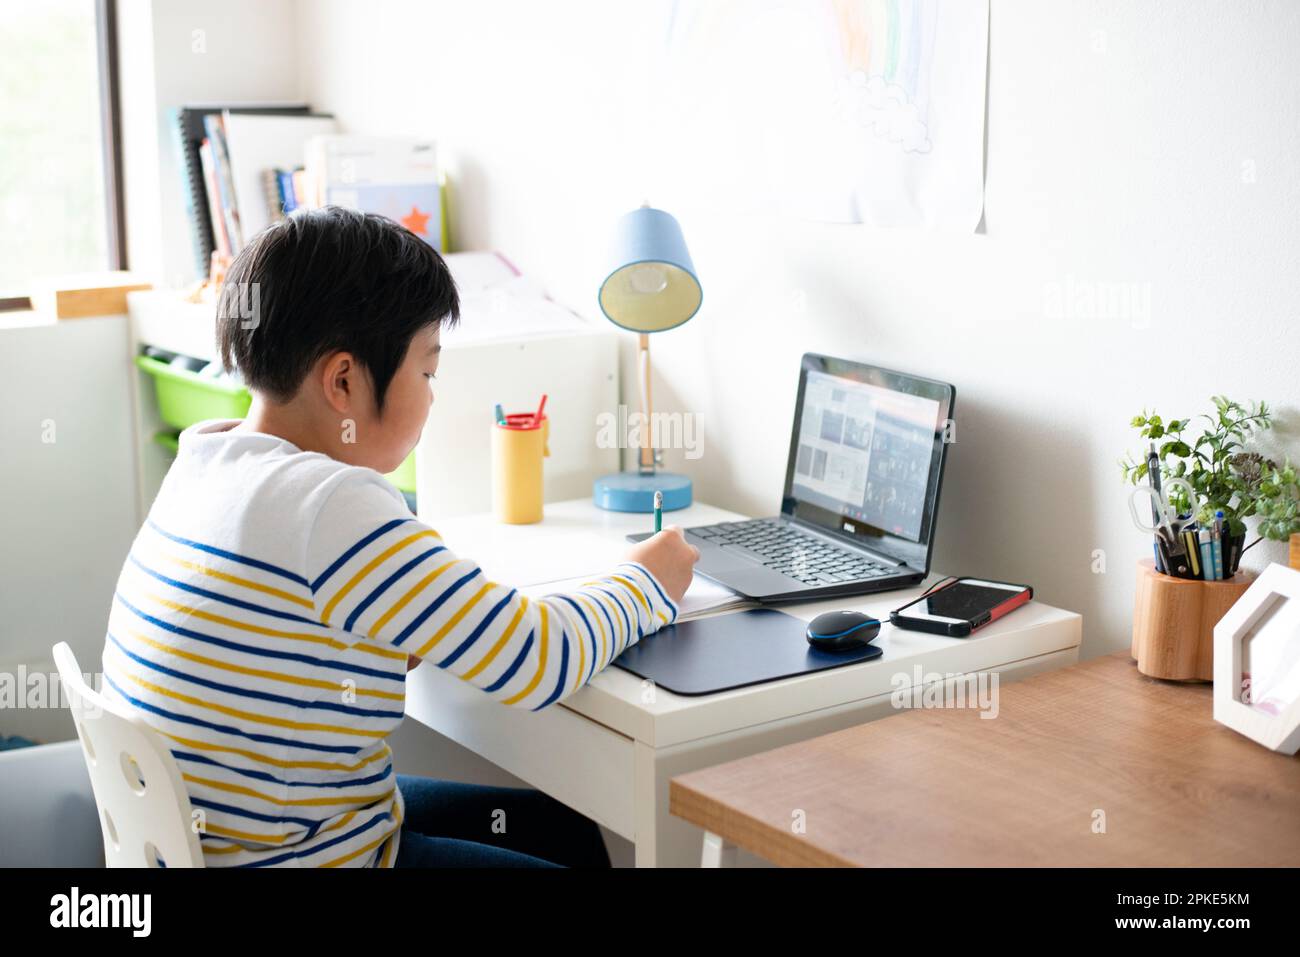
[1213,563,1300,754]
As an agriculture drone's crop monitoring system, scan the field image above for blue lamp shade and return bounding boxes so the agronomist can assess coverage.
[598,207,702,333]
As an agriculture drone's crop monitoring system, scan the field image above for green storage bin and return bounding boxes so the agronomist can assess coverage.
[153,432,180,454]
[136,355,251,430]
[388,451,417,494]
[137,353,417,495]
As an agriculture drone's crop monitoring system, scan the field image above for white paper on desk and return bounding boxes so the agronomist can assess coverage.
[441,251,593,345]
[674,575,752,620]
[444,251,519,293]
[520,572,749,621]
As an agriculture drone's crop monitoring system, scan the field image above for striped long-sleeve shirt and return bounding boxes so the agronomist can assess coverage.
[101,419,678,867]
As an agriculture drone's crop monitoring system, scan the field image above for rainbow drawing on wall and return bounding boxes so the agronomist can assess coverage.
[667,0,941,155]
[659,0,986,228]
[829,0,940,153]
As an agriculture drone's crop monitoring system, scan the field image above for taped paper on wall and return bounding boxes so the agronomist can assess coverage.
[657,0,989,230]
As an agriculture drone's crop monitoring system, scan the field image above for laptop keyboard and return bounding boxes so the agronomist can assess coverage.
[687,518,894,587]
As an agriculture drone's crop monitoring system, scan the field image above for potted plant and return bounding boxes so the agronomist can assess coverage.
[1122,396,1300,577]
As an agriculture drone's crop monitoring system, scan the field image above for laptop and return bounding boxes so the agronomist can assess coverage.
[627,353,955,603]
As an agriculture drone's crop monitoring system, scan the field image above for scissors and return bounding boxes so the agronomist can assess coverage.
[1129,476,1199,554]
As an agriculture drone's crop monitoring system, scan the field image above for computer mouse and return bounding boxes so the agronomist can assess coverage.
[806,610,881,652]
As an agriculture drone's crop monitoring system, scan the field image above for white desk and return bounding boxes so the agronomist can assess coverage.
[405,498,1082,867]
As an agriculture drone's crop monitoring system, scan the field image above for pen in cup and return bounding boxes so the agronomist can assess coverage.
[1147,442,1164,573]
[1212,510,1224,580]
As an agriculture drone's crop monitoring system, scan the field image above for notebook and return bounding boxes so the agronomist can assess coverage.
[520,573,751,622]
[170,103,312,276]
[221,112,338,245]
[304,135,444,250]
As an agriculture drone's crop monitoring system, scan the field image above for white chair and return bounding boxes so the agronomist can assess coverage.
[52,642,205,867]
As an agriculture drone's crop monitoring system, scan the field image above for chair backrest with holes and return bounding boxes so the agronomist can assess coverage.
[52,642,205,868]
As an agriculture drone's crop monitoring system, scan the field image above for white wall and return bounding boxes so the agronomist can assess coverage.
[118,0,302,287]
[294,0,1300,659]
[0,315,138,744]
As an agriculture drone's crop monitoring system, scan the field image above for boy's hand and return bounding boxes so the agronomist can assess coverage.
[624,525,700,606]
[406,655,422,672]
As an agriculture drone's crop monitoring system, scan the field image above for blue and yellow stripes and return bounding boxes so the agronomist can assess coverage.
[106,508,676,869]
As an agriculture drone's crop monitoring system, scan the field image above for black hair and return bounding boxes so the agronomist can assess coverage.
[216,205,459,412]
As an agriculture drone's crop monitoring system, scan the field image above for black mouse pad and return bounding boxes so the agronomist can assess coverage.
[612,608,883,696]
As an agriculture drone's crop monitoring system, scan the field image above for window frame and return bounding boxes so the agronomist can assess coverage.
[0,0,126,312]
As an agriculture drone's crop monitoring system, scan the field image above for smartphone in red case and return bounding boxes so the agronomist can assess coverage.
[889,578,1033,637]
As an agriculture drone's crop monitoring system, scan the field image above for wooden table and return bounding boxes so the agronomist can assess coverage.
[670,652,1300,867]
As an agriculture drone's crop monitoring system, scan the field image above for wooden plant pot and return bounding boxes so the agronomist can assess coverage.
[1132,559,1256,681]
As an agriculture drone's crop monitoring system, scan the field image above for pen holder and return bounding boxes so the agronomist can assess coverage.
[1153,526,1246,580]
[491,413,550,524]
[1131,558,1255,681]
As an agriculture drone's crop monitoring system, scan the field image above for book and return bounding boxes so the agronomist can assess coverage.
[291,169,308,212]
[197,139,230,258]
[261,169,284,225]
[277,169,300,214]
[304,135,444,250]
[220,112,338,245]
[203,113,243,253]
[170,103,311,277]
[171,108,215,276]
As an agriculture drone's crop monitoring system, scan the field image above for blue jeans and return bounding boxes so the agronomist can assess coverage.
[392,774,611,868]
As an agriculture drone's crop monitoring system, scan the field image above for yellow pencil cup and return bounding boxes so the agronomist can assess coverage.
[492,413,550,524]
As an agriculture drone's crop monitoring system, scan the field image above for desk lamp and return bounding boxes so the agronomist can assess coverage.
[594,205,702,513]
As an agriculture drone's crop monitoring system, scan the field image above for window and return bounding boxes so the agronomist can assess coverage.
[0,0,123,309]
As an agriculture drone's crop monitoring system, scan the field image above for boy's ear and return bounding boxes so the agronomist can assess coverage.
[320,351,357,414]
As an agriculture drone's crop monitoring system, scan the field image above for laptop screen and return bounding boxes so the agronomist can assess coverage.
[781,355,955,572]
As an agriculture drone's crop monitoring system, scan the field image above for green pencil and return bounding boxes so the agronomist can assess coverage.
[654,490,662,533]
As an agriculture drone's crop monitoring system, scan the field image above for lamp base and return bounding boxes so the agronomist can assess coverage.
[593,472,692,513]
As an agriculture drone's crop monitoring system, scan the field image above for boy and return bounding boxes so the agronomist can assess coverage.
[101,206,699,867]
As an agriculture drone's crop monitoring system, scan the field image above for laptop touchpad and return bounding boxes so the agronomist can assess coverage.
[691,536,755,573]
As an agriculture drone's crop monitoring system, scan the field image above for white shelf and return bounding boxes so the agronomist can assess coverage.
[127,289,221,361]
